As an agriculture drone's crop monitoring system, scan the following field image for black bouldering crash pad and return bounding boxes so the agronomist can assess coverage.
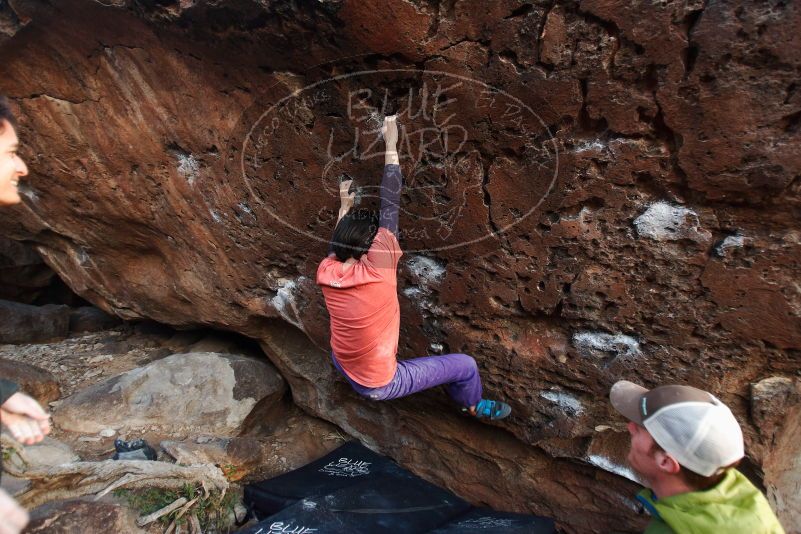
[244,441,397,519]
[242,472,470,533]
[429,507,555,533]
[242,441,556,533]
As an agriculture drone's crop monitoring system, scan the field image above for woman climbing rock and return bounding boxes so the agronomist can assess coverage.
[316,115,511,420]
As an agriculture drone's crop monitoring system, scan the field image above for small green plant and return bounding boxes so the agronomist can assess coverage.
[114,483,239,532]
[1,444,25,468]
[221,463,240,479]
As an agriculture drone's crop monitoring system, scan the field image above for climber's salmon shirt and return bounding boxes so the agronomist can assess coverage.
[316,227,403,388]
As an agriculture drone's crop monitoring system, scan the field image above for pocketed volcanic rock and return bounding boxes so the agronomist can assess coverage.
[0,0,799,531]
[53,352,285,436]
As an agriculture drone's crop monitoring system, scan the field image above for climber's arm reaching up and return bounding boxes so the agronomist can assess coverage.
[337,178,356,226]
[327,115,400,257]
[327,178,356,256]
[379,115,402,235]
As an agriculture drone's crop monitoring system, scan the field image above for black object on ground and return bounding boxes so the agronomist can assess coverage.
[241,473,471,534]
[241,441,556,533]
[244,441,394,519]
[429,507,556,533]
[112,438,157,461]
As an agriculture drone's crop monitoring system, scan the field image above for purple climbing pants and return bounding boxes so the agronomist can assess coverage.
[331,352,483,408]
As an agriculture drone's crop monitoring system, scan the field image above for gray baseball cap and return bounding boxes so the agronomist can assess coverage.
[610,380,745,477]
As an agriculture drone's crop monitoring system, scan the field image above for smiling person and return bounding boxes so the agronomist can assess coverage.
[610,380,784,533]
[0,95,51,534]
[316,115,512,421]
[0,96,27,204]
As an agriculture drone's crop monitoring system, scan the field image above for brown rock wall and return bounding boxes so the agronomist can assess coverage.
[0,0,799,531]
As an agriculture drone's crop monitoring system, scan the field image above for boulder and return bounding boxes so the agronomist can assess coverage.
[162,412,346,482]
[752,376,801,439]
[1,0,800,530]
[0,300,70,344]
[259,322,647,533]
[0,357,60,404]
[53,352,285,436]
[753,377,801,532]
[6,437,79,471]
[68,306,121,334]
[25,499,145,534]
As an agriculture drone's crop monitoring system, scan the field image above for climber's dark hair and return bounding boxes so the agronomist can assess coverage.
[0,96,17,132]
[331,208,379,262]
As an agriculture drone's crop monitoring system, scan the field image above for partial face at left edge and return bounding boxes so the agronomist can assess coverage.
[0,120,28,206]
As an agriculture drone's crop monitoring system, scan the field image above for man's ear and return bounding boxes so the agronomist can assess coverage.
[655,451,682,475]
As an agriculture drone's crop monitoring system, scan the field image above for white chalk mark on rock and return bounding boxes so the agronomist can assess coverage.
[405,255,446,289]
[573,332,641,359]
[403,256,447,354]
[429,343,444,354]
[18,183,39,202]
[587,454,640,484]
[271,277,306,329]
[176,153,200,186]
[715,234,748,257]
[402,287,423,299]
[573,139,607,153]
[634,201,710,243]
[540,390,584,415]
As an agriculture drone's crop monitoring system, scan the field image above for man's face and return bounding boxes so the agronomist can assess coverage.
[626,421,663,484]
[0,120,28,206]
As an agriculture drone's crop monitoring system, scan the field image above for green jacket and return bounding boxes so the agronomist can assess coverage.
[637,469,784,534]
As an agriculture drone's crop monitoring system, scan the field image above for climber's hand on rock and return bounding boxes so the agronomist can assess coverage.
[337,178,356,224]
[382,115,399,152]
[382,115,399,165]
[339,178,355,212]
[0,488,28,534]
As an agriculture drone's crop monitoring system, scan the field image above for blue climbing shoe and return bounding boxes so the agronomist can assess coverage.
[467,399,512,421]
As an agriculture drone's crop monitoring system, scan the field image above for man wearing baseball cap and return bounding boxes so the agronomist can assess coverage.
[610,380,784,533]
